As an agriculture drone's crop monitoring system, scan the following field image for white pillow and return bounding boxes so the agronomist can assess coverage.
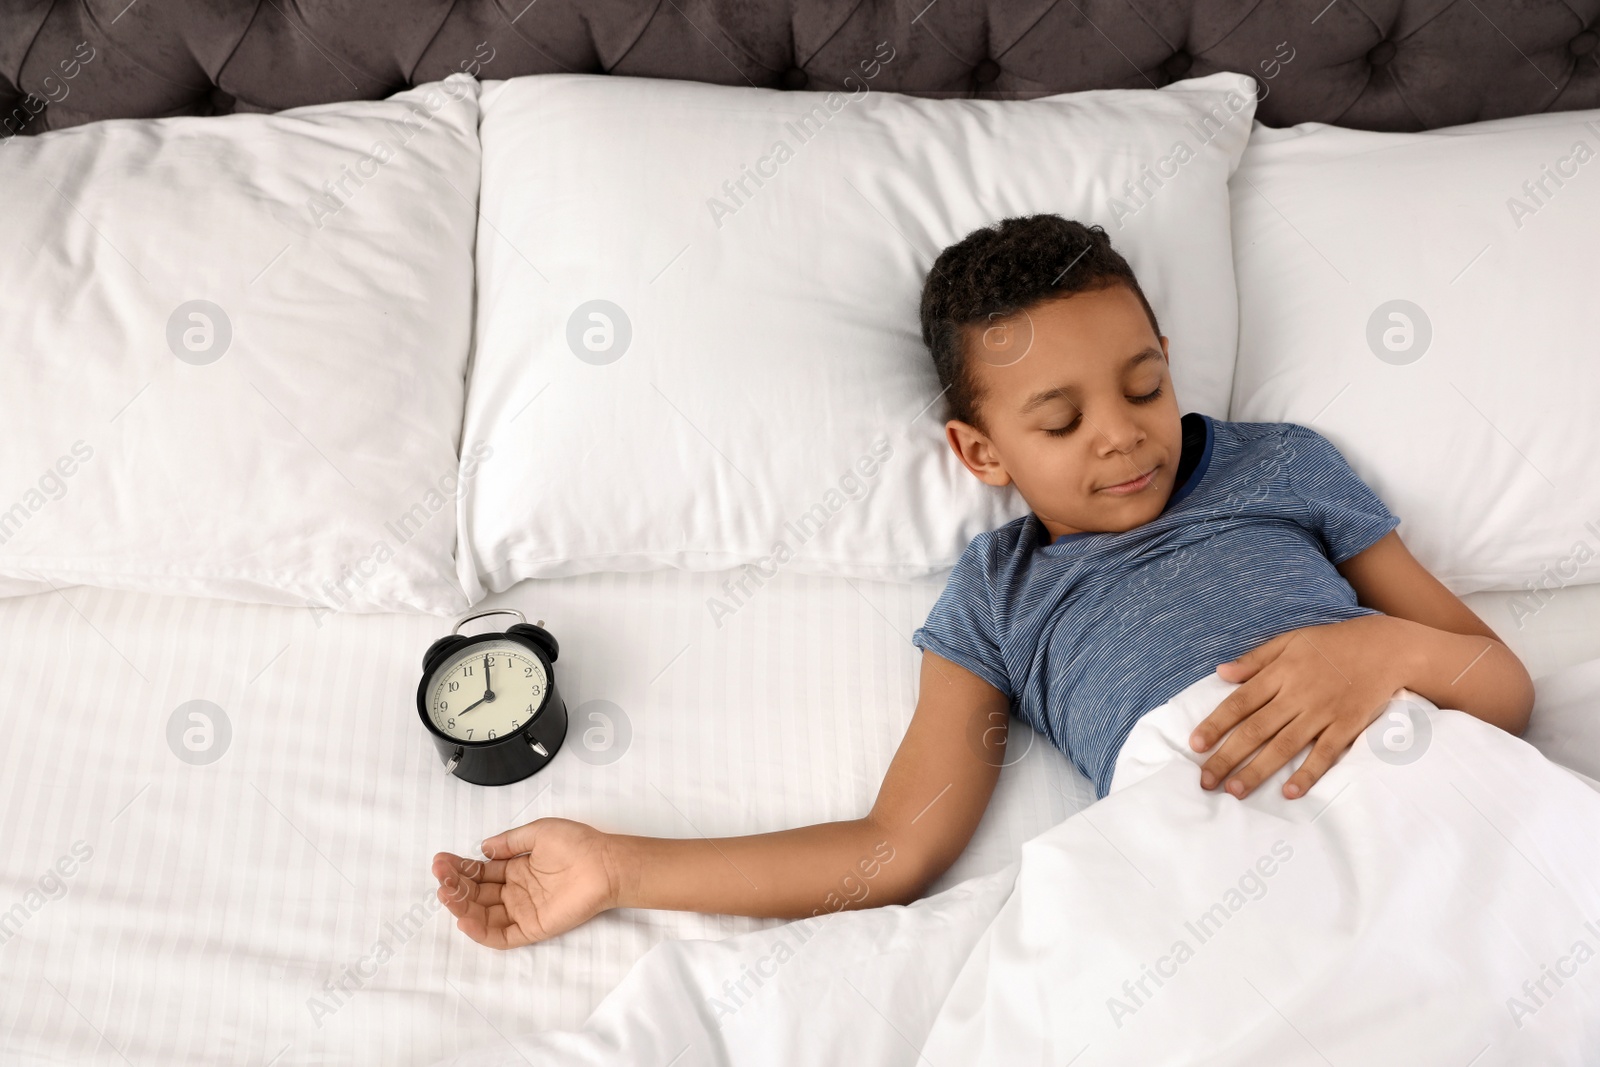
[459,71,1258,596]
[0,76,483,615]
[1229,112,1600,595]
[1527,654,1600,790]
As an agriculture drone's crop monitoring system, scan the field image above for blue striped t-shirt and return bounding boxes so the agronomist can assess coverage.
[911,414,1402,798]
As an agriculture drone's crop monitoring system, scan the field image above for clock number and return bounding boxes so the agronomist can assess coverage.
[524,666,534,677]
[462,665,473,676]
[526,704,534,714]
[435,700,448,712]
[447,681,459,692]
[531,684,541,696]
[465,729,473,739]
[511,720,519,729]
[488,729,496,740]
[486,655,496,666]
[447,717,456,729]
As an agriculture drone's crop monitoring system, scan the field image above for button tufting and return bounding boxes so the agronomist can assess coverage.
[4,7,1577,136]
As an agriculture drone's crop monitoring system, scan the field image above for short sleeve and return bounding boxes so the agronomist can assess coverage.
[1283,425,1402,565]
[911,536,1013,700]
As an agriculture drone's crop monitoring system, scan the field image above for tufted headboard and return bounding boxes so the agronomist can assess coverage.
[3,0,1599,139]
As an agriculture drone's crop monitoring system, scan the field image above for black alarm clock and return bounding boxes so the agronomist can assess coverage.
[417,608,568,786]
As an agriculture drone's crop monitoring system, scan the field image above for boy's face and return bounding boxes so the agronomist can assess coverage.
[944,284,1183,542]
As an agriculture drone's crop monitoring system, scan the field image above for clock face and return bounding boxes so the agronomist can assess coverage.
[426,640,550,744]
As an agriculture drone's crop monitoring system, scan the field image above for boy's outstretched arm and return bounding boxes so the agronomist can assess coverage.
[432,651,1010,949]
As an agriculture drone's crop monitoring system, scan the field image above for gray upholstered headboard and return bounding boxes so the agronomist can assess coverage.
[3,0,1598,139]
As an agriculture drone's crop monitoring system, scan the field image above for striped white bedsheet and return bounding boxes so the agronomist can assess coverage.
[0,568,1092,1066]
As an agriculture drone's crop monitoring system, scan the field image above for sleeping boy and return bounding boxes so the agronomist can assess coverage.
[432,214,1534,948]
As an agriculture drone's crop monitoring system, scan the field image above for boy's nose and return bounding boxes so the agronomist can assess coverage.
[1096,416,1145,455]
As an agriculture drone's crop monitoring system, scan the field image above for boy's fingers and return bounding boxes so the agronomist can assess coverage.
[482,820,543,860]
[1223,718,1317,798]
[1284,729,1354,799]
[467,904,533,951]
[440,875,535,950]
[450,855,508,883]
[489,904,533,948]
[433,853,509,887]
[1199,698,1294,789]
[437,879,472,916]
[454,909,490,945]
[449,875,504,908]
[440,882,513,941]
[1190,674,1277,753]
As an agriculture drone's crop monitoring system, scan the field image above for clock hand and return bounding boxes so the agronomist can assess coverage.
[445,656,499,722]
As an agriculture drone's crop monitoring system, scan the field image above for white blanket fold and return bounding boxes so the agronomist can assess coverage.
[435,674,1600,1067]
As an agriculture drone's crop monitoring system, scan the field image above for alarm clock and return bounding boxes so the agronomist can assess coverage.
[416,608,568,786]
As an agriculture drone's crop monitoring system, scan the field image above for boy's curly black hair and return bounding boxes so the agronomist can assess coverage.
[918,215,1162,433]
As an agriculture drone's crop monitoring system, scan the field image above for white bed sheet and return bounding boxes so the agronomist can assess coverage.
[0,568,1089,1066]
[4,569,1597,1066]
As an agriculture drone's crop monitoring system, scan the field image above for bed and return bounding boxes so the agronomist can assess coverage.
[3,575,1600,1064]
[5,2,1600,1065]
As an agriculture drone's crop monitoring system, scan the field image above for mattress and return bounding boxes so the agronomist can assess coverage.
[0,569,1091,1066]
[4,569,1597,1066]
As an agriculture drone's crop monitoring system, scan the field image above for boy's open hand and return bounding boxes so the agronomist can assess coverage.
[432,817,619,949]
[1187,615,1411,801]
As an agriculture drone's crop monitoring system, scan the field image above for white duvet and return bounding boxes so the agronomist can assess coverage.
[432,673,1600,1066]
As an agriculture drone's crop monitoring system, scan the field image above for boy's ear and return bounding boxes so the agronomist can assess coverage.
[1160,335,1170,363]
[945,419,1013,488]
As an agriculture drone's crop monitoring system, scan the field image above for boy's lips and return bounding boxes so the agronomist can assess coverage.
[1098,464,1158,495]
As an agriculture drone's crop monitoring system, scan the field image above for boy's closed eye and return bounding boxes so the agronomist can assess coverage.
[1040,385,1165,437]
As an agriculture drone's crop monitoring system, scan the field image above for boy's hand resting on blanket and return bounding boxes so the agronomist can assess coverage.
[1187,530,1534,801]
[432,818,619,949]
[1188,608,1532,802]
[1188,615,1409,801]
